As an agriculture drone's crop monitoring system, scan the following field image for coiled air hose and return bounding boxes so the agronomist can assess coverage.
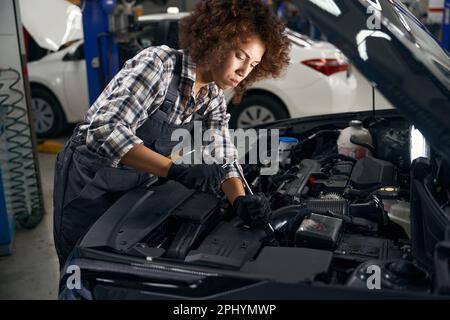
[0,68,44,228]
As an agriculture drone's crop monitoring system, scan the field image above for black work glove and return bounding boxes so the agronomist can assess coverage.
[233,193,272,228]
[167,163,226,194]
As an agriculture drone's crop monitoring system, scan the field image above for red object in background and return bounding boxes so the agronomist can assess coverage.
[23,27,30,61]
[429,7,444,13]
[302,58,349,76]
[308,175,316,187]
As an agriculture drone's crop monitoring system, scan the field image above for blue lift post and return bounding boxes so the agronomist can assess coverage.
[82,0,121,105]
[443,0,450,50]
[0,169,14,256]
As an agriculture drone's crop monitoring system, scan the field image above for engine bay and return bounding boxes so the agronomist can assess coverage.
[79,113,450,296]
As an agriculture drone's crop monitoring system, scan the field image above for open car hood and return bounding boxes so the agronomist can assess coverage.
[19,0,83,51]
[295,0,450,161]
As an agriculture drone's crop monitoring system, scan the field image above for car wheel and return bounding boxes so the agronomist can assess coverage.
[31,87,66,138]
[230,95,289,128]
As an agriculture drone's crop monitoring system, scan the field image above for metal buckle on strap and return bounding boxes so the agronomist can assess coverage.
[69,133,86,150]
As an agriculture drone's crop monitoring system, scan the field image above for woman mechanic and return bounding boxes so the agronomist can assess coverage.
[53,0,290,267]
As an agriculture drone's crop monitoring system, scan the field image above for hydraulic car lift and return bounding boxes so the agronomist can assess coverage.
[82,0,120,105]
[443,0,450,50]
[82,0,171,105]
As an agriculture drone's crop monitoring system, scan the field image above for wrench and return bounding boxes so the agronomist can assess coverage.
[223,160,276,236]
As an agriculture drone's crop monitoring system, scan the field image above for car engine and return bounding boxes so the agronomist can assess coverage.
[80,115,450,296]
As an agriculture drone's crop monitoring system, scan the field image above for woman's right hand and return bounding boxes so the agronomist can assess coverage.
[166,163,226,194]
[233,193,272,228]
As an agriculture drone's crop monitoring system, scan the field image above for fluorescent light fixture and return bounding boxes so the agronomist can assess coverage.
[410,125,430,162]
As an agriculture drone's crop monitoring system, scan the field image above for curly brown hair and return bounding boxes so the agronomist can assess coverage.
[179,0,291,103]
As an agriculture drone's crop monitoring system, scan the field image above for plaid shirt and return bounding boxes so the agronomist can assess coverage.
[76,45,240,181]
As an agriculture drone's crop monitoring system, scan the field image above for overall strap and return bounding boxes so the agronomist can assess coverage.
[159,51,183,113]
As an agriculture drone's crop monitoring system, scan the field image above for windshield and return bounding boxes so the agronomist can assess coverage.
[294,0,450,161]
[377,0,450,87]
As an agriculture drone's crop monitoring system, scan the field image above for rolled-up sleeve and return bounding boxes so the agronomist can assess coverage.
[203,93,241,183]
[85,49,166,167]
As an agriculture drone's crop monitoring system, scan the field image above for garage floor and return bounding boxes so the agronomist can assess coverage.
[0,151,60,300]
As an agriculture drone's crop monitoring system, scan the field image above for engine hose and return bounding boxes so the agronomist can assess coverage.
[270,205,312,245]
[350,135,375,154]
[319,153,357,165]
[0,68,44,228]
[292,129,340,153]
[270,174,298,186]
[350,196,388,225]
[344,184,383,198]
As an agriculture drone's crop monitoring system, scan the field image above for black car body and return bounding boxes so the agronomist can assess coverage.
[59,0,450,299]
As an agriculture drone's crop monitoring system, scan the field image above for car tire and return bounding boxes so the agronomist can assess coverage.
[31,86,66,138]
[229,94,289,129]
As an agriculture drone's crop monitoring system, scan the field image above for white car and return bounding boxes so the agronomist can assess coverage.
[25,9,392,137]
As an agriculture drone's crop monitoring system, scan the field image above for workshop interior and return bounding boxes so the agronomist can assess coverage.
[0,0,450,300]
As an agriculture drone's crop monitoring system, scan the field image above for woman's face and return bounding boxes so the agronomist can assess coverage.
[211,34,266,90]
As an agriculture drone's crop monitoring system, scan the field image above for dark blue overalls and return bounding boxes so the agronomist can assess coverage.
[53,53,207,268]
